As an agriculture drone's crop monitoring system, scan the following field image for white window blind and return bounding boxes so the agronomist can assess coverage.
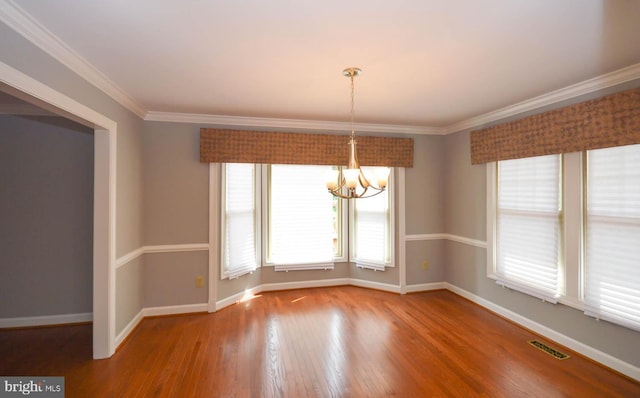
[222,163,258,279]
[268,165,336,270]
[585,144,640,331]
[496,155,561,302]
[352,167,392,270]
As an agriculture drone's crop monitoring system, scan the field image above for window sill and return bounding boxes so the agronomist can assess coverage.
[495,278,559,304]
[354,261,387,271]
[274,262,335,272]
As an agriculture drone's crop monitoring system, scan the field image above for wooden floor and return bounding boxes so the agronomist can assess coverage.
[1,287,638,397]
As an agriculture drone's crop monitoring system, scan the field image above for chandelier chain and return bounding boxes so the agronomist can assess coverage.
[350,72,355,138]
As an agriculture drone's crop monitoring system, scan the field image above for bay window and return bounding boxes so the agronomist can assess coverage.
[221,163,394,278]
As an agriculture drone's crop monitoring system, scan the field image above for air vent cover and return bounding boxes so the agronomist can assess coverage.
[529,340,570,360]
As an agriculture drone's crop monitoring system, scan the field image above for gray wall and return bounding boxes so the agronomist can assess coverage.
[443,129,640,367]
[115,257,143,332]
[0,115,93,317]
[404,134,445,286]
[142,122,209,245]
[142,122,210,307]
[406,240,444,285]
[405,135,444,235]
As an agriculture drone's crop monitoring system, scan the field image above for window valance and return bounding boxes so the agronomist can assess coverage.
[470,87,640,164]
[200,128,414,168]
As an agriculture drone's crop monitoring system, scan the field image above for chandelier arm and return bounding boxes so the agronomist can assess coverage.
[328,186,386,200]
[358,170,371,189]
[327,177,386,199]
[356,188,386,199]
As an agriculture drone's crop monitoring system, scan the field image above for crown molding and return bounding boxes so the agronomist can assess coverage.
[0,0,147,118]
[144,111,447,135]
[444,62,640,134]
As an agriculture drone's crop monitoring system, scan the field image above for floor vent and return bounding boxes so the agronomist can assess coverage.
[528,340,570,360]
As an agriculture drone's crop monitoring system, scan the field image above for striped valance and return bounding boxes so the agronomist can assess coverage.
[470,87,640,164]
[200,128,414,168]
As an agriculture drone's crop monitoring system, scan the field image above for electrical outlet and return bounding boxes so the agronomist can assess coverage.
[195,276,204,288]
[422,261,429,270]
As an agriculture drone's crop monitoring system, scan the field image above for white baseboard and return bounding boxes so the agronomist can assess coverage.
[115,303,208,349]
[214,278,402,312]
[260,278,350,293]
[215,287,262,311]
[214,278,351,311]
[349,278,401,293]
[405,282,447,293]
[445,283,640,382]
[0,312,92,328]
[143,303,208,317]
[115,309,144,348]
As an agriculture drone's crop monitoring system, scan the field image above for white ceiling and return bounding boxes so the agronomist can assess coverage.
[4,0,640,132]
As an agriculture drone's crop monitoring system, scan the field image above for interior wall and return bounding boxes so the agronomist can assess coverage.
[404,135,444,235]
[443,129,640,368]
[405,240,444,285]
[0,115,93,318]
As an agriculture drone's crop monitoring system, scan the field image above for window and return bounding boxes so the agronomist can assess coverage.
[487,145,640,332]
[267,165,338,270]
[351,167,393,270]
[220,163,394,278]
[585,144,640,331]
[494,155,562,302]
[221,163,259,279]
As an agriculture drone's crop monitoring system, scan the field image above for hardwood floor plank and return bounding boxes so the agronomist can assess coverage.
[1,287,638,397]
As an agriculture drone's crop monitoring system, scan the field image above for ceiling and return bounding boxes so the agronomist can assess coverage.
[3,0,640,132]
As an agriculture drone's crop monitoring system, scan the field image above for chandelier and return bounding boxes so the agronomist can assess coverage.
[325,67,390,199]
